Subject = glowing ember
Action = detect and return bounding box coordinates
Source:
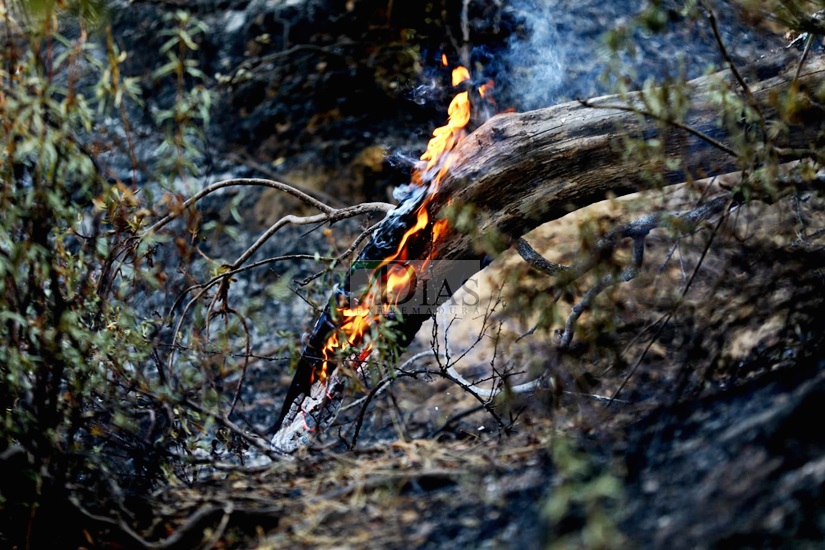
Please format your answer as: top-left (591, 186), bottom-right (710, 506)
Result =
top-left (312, 59), bottom-right (492, 387)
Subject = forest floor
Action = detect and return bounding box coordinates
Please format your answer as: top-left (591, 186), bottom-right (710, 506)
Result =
top-left (20, 2), bottom-right (824, 547)
top-left (139, 185), bottom-right (825, 549)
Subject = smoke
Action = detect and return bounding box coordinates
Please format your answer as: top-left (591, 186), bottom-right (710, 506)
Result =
top-left (494, 0), bottom-right (626, 110)
top-left (494, 0), bottom-right (788, 111)
top-left (411, 77), bottom-right (443, 106)
top-left (499, 0), bottom-right (569, 111)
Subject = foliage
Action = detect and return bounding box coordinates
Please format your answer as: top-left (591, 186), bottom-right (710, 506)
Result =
top-left (543, 437), bottom-right (625, 550)
top-left (0, 2), bottom-right (223, 545)
top-left (152, 10), bottom-right (213, 189)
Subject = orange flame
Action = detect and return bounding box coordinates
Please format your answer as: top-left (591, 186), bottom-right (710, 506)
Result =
top-left (451, 66), bottom-right (470, 87)
top-left (419, 90), bottom-right (470, 179)
top-left (312, 60), bottom-right (492, 388)
top-left (478, 80), bottom-right (494, 99)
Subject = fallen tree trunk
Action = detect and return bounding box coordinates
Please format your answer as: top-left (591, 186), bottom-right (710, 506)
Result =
top-left (429, 52), bottom-right (823, 261)
top-left (272, 52), bottom-right (825, 451)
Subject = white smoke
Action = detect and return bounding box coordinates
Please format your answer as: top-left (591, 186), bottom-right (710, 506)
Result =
top-left (501, 0), bottom-right (569, 110)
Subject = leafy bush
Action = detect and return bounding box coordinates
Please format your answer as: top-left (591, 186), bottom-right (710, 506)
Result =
top-left (0, 3), bottom-right (219, 545)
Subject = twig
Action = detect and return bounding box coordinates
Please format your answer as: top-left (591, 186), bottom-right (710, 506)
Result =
top-left (339, 351), bottom-right (443, 417)
top-left (299, 220), bottom-right (384, 286)
top-left (557, 237), bottom-right (644, 348)
top-left (349, 375), bottom-right (396, 450)
top-left (516, 196), bottom-right (731, 350)
top-left (165, 253), bottom-right (328, 327)
top-left (228, 203), bottom-right (392, 270)
top-left (69, 495), bottom-right (222, 549)
top-left (184, 398), bottom-right (289, 461)
top-left (563, 391), bottom-right (630, 404)
top-left (430, 404), bottom-right (487, 437)
top-left (609, 199), bottom-right (733, 404)
top-left (515, 238), bottom-right (569, 276)
top-left (144, 178), bottom-right (393, 235)
top-left (701, 1), bottom-right (764, 131)
top-left (226, 308), bottom-right (250, 416)
top-left (200, 502), bottom-right (234, 550)
top-left (162, 181), bottom-right (392, 374)
top-left (794, 32), bottom-right (816, 83)
top-left (426, 320), bottom-right (512, 435)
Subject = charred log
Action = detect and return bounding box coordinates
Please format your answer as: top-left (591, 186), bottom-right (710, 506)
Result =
top-left (428, 53), bottom-right (824, 264)
top-left (271, 186), bottom-right (445, 434)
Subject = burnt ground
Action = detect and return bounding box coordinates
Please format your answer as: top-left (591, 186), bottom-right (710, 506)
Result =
top-left (143, 192), bottom-right (825, 549)
top-left (13, 0), bottom-right (825, 548)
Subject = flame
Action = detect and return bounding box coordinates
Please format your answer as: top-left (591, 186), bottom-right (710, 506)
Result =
top-left (431, 217), bottom-right (450, 245)
top-left (451, 66), bottom-right (470, 87)
top-left (378, 207), bottom-right (429, 268)
top-left (311, 60), bottom-right (493, 388)
top-left (478, 80), bottom-right (494, 99)
top-left (421, 91), bottom-right (469, 168)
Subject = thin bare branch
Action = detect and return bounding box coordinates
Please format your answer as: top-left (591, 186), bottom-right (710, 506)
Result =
top-left (226, 153), bottom-right (348, 207)
top-left (557, 237), bottom-right (644, 348)
top-left (228, 203), bottom-right (392, 270)
top-left (794, 32), bottom-right (816, 83)
top-left (69, 495), bottom-right (223, 550)
top-left (184, 398), bottom-right (289, 461)
top-left (516, 196), bottom-right (731, 349)
top-left (516, 238), bottom-right (569, 276)
top-left (610, 200), bottom-right (733, 404)
top-left (701, 1), bottom-right (765, 133)
top-left (300, 220), bottom-right (383, 286)
top-left (144, 178), bottom-right (393, 235)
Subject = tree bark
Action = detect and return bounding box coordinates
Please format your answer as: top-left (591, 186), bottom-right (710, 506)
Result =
top-left (272, 52), bottom-right (825, 451)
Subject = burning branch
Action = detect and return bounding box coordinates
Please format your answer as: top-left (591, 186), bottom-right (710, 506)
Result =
top-left (270, 62), bottom-right (491, 451)
top-left (269, 52), bottom-right (825, 452)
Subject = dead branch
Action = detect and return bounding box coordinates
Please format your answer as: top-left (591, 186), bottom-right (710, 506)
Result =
top-left (157, 177), bottom-right (392, 379)
top-left (69, 495), bottom-right (224, 550)
top-left (611, 208), bottom-right (731, 405)
top-left (145, 178), bottom-right (393, 236)
top-left (516, 195), bottom-right (732, 346)
top-left (226, 153), bottom-right (348, 207)
top-left (701, 1), bottom-right (766, 136)
top-left (426, 53), bottom-right (823, 269)
top-left (183, 398), bottom-right (287, 461)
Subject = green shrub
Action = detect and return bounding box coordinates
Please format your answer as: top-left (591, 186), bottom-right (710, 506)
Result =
top-left (0, 2), bottom-right (218, 545)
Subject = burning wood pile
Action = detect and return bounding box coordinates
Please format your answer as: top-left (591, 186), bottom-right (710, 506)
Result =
top-left (271, 60), bottom-right (495, 452)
